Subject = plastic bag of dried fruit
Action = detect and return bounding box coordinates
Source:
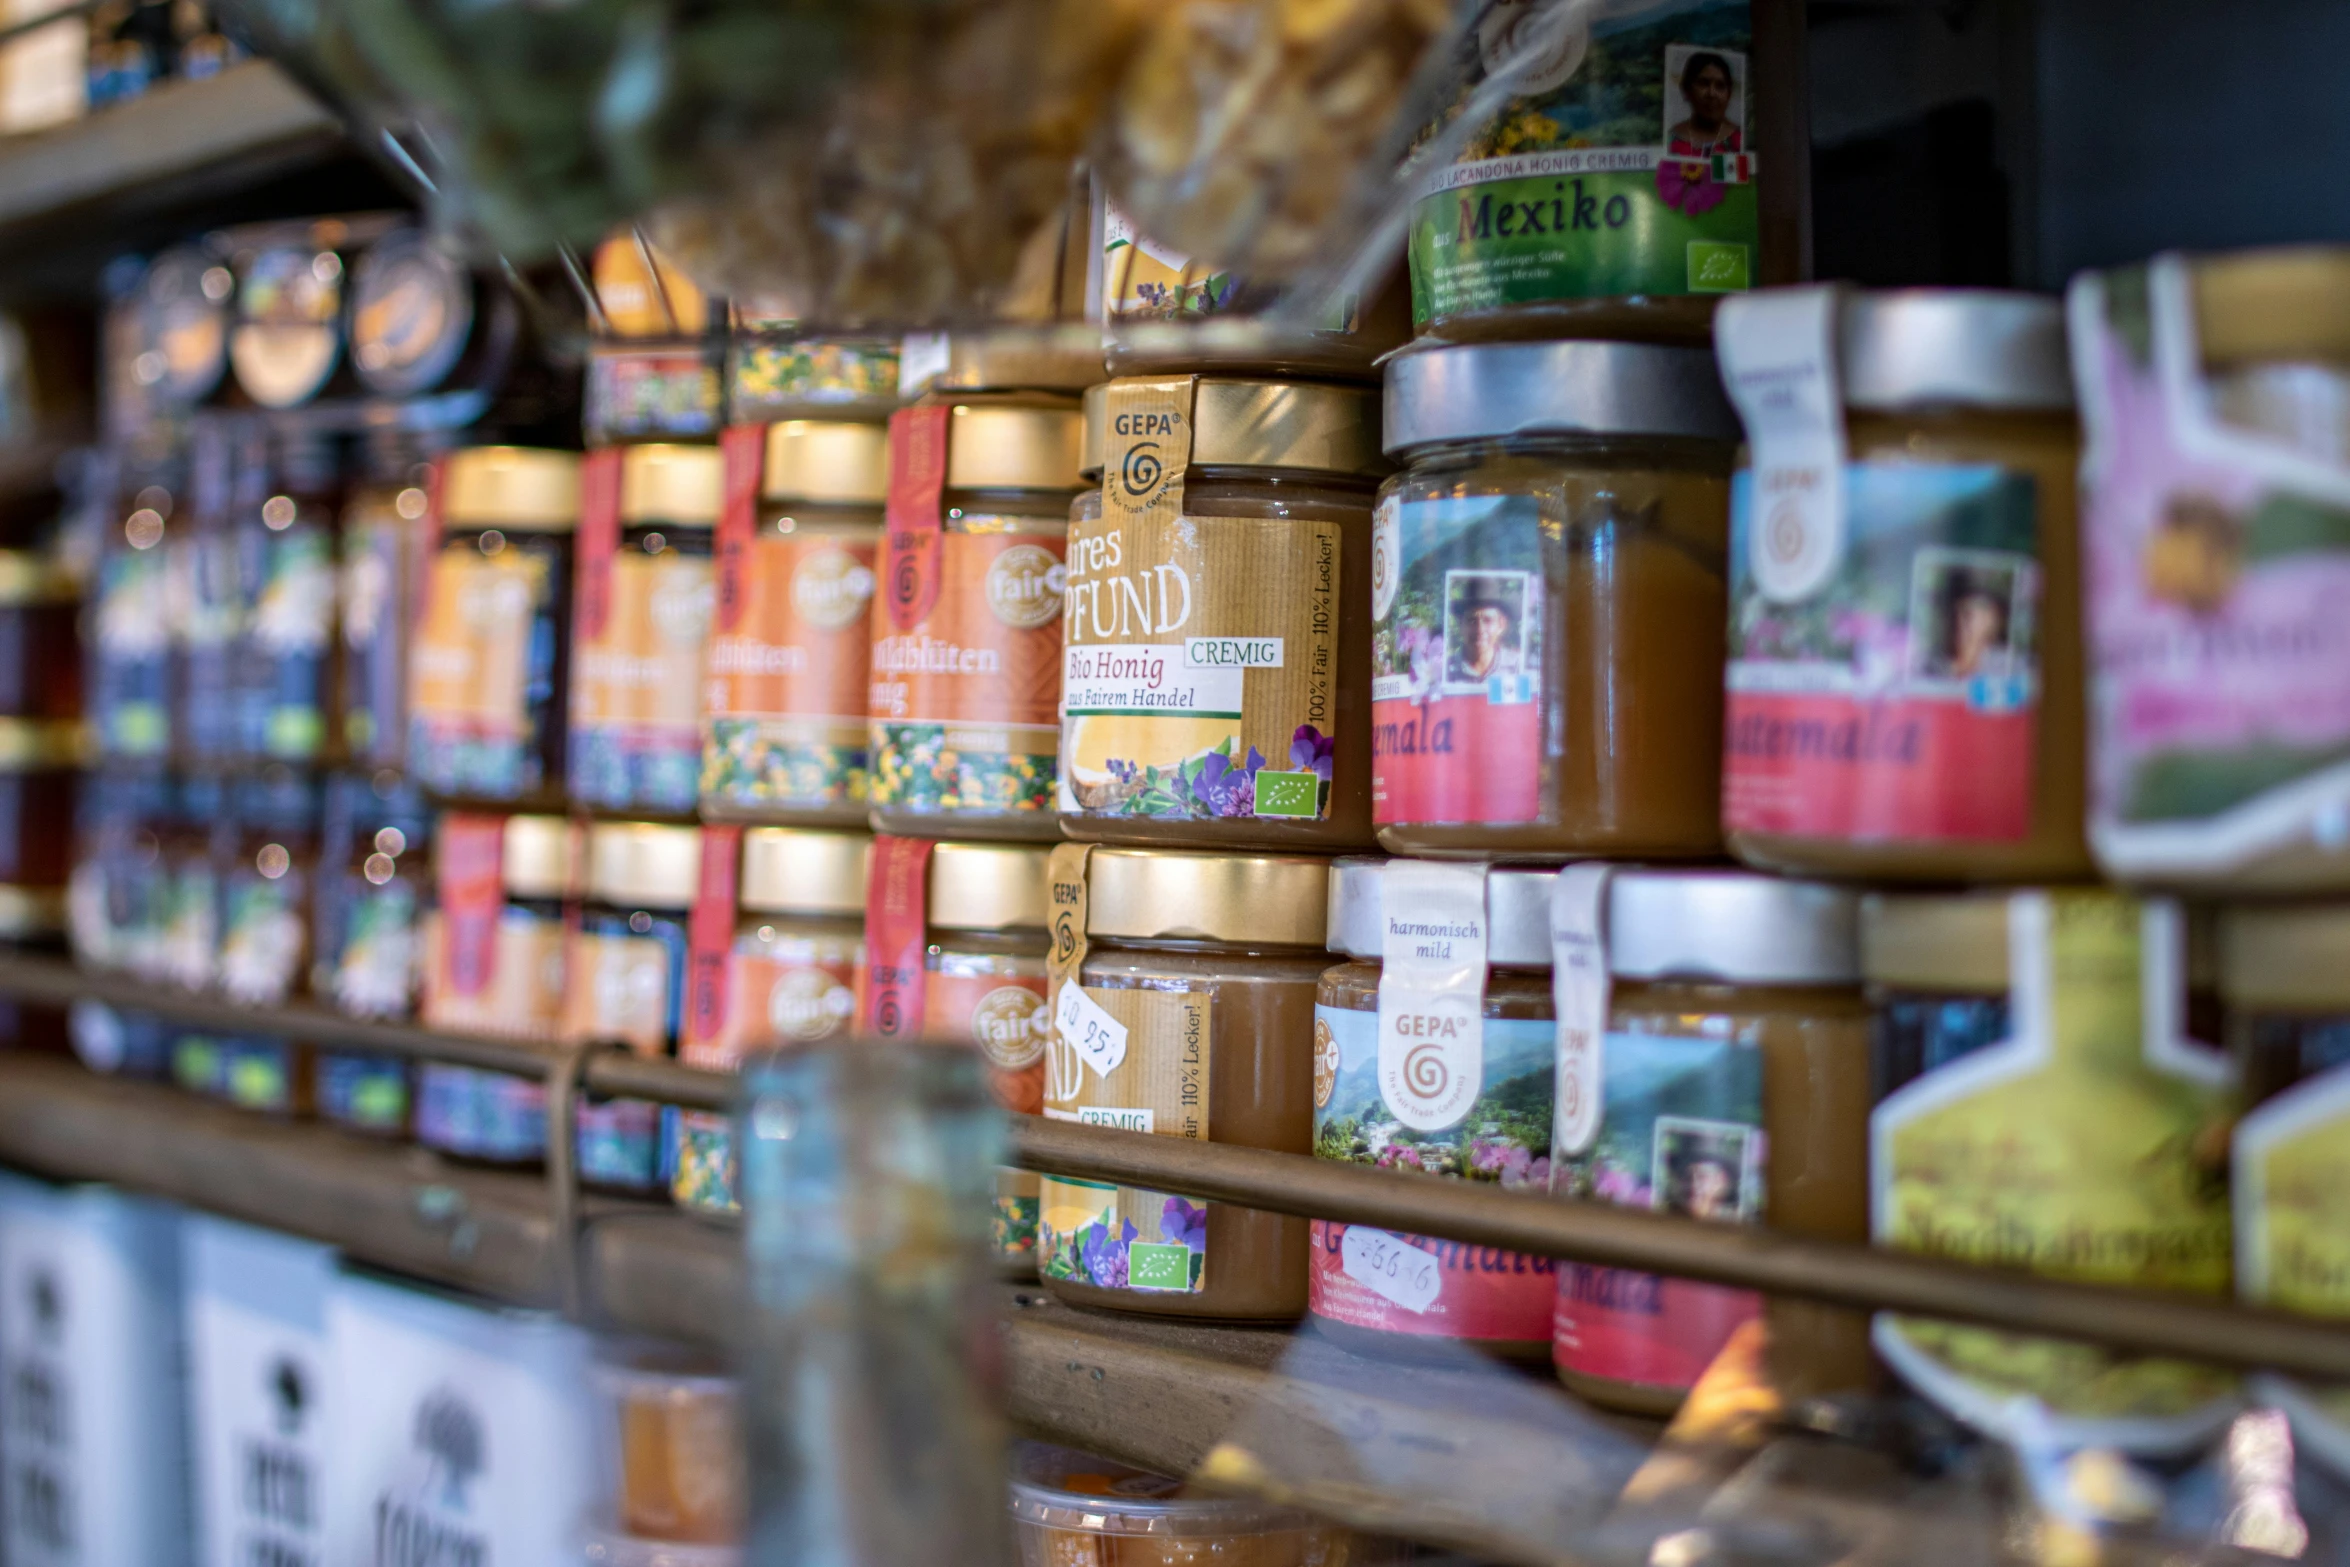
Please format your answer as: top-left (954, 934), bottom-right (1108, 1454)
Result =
top-left (223, 0), bottom-right (1583, 326)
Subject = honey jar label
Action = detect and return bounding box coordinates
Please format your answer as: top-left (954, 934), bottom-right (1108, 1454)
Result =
top-left (684, 823), bottom-right (741, 1052)
top-left (572, 545), bottom-right (716, 813)
top-left (408, 546), bottom-right (551, 788)
top-left (1061, 509), bottom-right (1340, 823)
top-left (416, 1062), bottom-right (547, 1159)
top-left (92, 544), bottom-right (171, 757)
top-left (577, 1097), bottom-right (663, 1190)
top-left (243, 521), bottom-right (335, 760)
top-left (1376, 862), bottom-right (1489, 1132)
top-left (2238, 1066), bottom-right (2350, 1319)
top-left (1722, 461), bottom-right (2044, 843)
top-left (881, 404), bottom-right (950, 631)
top-left (561, 918), bottom-right (686, 1057)
top-left (421, 907), bottom-right (569, 1042)
top-left (1040, 986), bottom-right (1211, 1295)
top-left (726, 337), bottom-right (899, 423)
top-left (862, 835), bottom-right (934, 1037)
top-left (926, 965), bottom-right (1048, 1115)
top-left (2075, 257), bottom-right (2350, 882)
top-left (319, 1052), bottom-right (407, 1131)
top-left (1370, 494), bottom-right (1544, 824)
top-left (219, 870), bottom-right (304, 1005)
top-left (585, 347), bottom-right (721, 443)
top-left (701, 532), bottom-right (876, 812)
top-left (160, 859), bottom-right (219, 990)
top-left (1873, 891), bottom-right (2239, 1451)
top-left (1311, 1003), bottom-right (1556, 1344)
top-left (672, 1107), bottom-right (736, 1214)
top-left (869, 526), bottom-right (1064, 819)
top-left (1551, 1017), bottom-right (1766, 1392)
top-left (1406, 0), bottom-right (1756, 325)
top-left (697, 946), bottom-right (860, 1060)
top-left (330, 881), bottom-right (418, 1019)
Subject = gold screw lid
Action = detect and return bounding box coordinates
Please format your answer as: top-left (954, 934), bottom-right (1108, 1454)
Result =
top-left (2191, 246), bottom-right (2350, 367)
top-left (939, 398), bottom-right (1085, 491)
top-left (740, 828), bottom-right (870, 917)
top-left (442, 447), bottom-right (582, 532)
top-left (620, 443), bottom-right (722, 525)
top-left (1084, 848), bottom-right (1328, 947)
top-left (1134, 376), bottom-right (1385, 477)
top-left (763, 421), bottom-right (888, 506)
top-left (1859, 892), bottom-right (2012, 994)
top-left (929, 843), bottom-right (1050, 932)
top-left (2221, 903), bottom-right (2350, 1011)
top-left (1079, 383), bottom-right (1108, 479)
top-left (587, 821), bottom-right (702, 911)
top-left (0, 719), bottom-right (83, 770)
top-left (914, 326), bottom-right (1106, 395)
top-left (502, 815), bottom-right (577, 900)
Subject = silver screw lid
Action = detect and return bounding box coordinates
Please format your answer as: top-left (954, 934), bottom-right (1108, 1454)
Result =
top-left (1325, 857), bottom-right (1556, 967)
top-left (1608, 870), bottom-right (1860, 985)
top-left (1837, 289), bottom-right (2072, 413)
top-left (1382, 339), bottom-right (1741, 456)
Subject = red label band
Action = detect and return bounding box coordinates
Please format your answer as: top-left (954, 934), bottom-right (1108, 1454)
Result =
top-left (1370, 694), bottom-right (1542, 825)
top-left (1722, 690), bottom-right (2035, 843)
top-left (685, 824), bottom-right (743, 1051)
top-left (715, 423), bottom-right (766, 637)
top-left (882, 404), bottom-right (950, 632)
top-left (1308, 1221), bottom-right (1555, 1346)
top-left (574, 447), bottom-right (627, 643)
top-left (436, 814), bottom-right (508, 999)
top-left (1553, 1263), bottom-right (1761, 1392)
top-left (862, 835), bottom-right (934, 1036)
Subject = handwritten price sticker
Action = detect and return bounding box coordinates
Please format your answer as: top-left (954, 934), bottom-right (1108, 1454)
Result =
top-left (1339, 1226), bottom-right (1442, 1315)
top-left (1054, 982), bottom-right (1128, 1079)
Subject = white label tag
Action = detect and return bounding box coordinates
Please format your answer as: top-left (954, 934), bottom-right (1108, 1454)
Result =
top-left (1376, 863), bottom-right (1489, 1134)
top-left (1184, 636), bottom-right (1282, 669)
top-left (1054, 981), bottom-right (1129, 1079)
top-left (1370, 493), bottom-right (1401, 622)
top-left (1550, 864), bottom-right (1614, 1162)
top-left (896, 331), bottom-right (950, 398)
top-left (1340, 1226), bottom-right (1443, 1315)
top-left (1717, 285), bottom-right (1849, 603)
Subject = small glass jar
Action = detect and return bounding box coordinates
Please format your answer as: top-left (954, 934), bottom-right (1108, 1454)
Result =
top-left (566, 821), bottom-right (700, 1192)
top-left (347, 226), bottom-right (500, 400)
top-left (313, 773), bottom-right (432, 1137)
top-left (338, 430), bottom-right (440, 770)
top-left (572, 444), bottom-right (721, 815)
top-left (591, 1353), bottom-right (743, 1546)
top-left (1061, 377), bottom-right (1382, 851)
top-left (1374, 341), bottom-right (1739, 860)
top-left (1553, 870), bottom-right (1868, 1417)
top-left (920, 842), bottom-right (1051, 1274)
top-left (1862, 889), bottom-right (2238, 1452)
top-left (233, 432), bottom-right (341, 765)
top-left (89, 476), bottom-right (178, 761)
top-left (417, 813), bottom-right (575, 1164)
top-left (1038, 847), bottom-right (1327, 1321)
top-left (723, 327), bottom-right (899, 425)
top-left (1719, 290), bottom-right (2088, 884)
top-left (407, 447), bottom-right (579, 805)
top-left (194, 768), bottom-right (320, 1115)
top-left (699, 421), bottom-right (886, 825)
top-left (1312, 859), bottom-right (1556, 1363)
top-left (1007, 1442), bottom-right (1395, 1567)
top-left (227, 224), bottom-right (346, 409)
top-left (867, 393), bottom-right (1083, 842)
top-left (671, 827), bottom-right (868, 1216)
top-left (0, 551), bottom-right (78, 723)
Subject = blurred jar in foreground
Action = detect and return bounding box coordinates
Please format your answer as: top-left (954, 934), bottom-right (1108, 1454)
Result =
top-left (1552, 870), bottom-right (1868, 1416)
top-left (566, 821), bottom-right (698, 1191)
top-left (738, 1043), bottom-right (1006, 1567)
top-left (671, 828), bottom-right (866, 1216)
top-left (1008, 1442), bottom-right (1395, 1567)
top-left (416, 813), bottom-right (573, 1164)
top-left (592, 1350), bottom-right (743, 1548)
top-left (699, 420), bottom-right (885, 826)
top-left (2073, 247), bottom-right (2350, 892)
top-left (1864, 888), bottom-right (2237, 1453)
top-left (1717, 287), bottom-right (2085, 884)
top-left (407, 447), bottom-right (579, 804)
top-left (1373, 340), bottom-right (1736, 861)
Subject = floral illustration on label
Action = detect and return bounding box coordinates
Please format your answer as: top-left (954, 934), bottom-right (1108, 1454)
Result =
top-left (1372, 494), bottom-right (1545, 824)
top-left (702, 532), bottom-right (876, 811)
top-left (332, 883), bottom-right (418, 1019)
top-left (1725, 463), bottom-right (2042, 843)
top-left (1409, 0), bottom-right (1756, 324)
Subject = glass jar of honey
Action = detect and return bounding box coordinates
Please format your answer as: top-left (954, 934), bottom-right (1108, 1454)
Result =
top-left (699, 421), bottom-right (886, 825)
top-left (1716, 288), bottom-right (2087, 883)
top-left (867, 394), bottom-right (1083, 842)
top-left (1375, 340), bottom-right (1738, 860)
top-left (1060, 377), bottom-right (1383, 852)
top-left (1038, 846), bottom-right (1326, 1321)
top-left (407, 448), bottom-right (579, 805)
top-left (567, 821), bottom-right (700, 1191)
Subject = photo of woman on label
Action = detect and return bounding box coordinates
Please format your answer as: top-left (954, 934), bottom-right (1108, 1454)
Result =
top-left (1910, 552), bottom-right (2029, 682)
top-left (1664, 47), bottom-right (1745, 155)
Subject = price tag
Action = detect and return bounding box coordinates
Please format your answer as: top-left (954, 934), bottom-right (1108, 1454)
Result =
top-left (1054, 981), bottom-right (1128, 1079)
top-left (1340, 1226), bottom-right (1443, 1315)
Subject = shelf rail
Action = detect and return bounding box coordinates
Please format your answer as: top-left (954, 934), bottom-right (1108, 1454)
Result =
top-left (7, 951), bottom-right (2349, 1380)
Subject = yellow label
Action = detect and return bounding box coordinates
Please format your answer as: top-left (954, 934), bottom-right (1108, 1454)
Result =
top-left (1039, 986), bottom-right (1211, 1295)
top-left (410, 549), bottom-right (548, 732)
top-left (2239, 1071), bottom-right (2350, 1316)
top-left (1101, 378), bottom-right (1194, 529)
top-left (1873, 891), bottom-right (2238, 1449)
top-left (576, 551), bottom-right (715, 728)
